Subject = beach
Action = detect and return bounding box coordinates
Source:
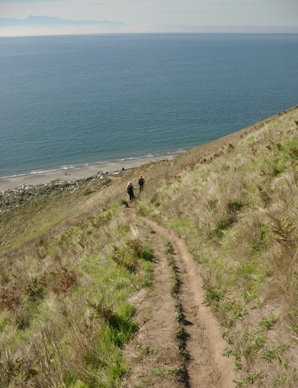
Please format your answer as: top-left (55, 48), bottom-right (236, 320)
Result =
top-left (0, 154), bottom-right (173, 192)
top-left (2, 35), bottom-right (297, 196)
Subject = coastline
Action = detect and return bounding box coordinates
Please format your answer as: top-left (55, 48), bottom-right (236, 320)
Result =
top-left (0, 154), bottom-right (174, 192)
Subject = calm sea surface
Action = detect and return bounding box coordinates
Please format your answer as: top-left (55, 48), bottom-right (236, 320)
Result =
top-left (0, 33), bottom-right (297, 178)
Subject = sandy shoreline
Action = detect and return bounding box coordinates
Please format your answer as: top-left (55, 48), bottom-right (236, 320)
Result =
top-left (0, 154), bottom-right (174, 192)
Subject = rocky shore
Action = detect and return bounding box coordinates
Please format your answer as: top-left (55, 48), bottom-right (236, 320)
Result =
top-left (0, 170), bottom-right (114, 213)
top-left (0, 154), bottom-right (173, 193)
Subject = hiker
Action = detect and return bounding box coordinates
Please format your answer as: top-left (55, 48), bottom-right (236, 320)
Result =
top-left (138, 175), bottom-right (145, 192)
top-left (126, 181), bottom-right (134, 201)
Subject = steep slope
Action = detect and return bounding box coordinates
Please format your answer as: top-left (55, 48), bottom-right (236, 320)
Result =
top-left (136, 106), bottom-right (298, 387)
top-left (0, 106), bottom-right (297, 387)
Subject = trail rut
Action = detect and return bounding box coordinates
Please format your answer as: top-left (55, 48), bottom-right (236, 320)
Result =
top-left (122, 211), bottom-right (236, 387)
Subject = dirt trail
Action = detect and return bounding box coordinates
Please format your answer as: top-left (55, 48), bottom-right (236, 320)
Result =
top-left (122, 214), bottom-right (186, 388)
top-left (122, 210), bottom-right (236, 387)
top-left (141, 217), bottom-right (236, 388)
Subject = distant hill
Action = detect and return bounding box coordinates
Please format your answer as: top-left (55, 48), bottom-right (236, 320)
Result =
top-left (0, 15), bottom-right (123, 26)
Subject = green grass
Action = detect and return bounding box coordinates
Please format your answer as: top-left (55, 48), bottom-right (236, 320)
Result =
top-left (1, 107), bottom-right (297, 387)
top-left (0, 178), bottom-right (114, 254)
top-left (0, 200), bottom-right (154, 387)
top-left (135, 108), bottom-right (298, 387)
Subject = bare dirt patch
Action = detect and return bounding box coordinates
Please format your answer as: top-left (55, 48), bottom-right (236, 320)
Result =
top-left (141, 217), bottom-right (237, 388)
top-left (122, 209), bottom-right (237, 387)
top-left (122, 214), bottom-right (185, 388)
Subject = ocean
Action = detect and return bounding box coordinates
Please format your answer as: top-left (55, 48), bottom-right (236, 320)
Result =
top-left (0, 33), bottom-right (297, 178)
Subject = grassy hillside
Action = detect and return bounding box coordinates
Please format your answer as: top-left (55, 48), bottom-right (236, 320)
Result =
top-left (0, 201), bottom-right (153, 386)
top-left (0, 106), bottom-right (297, 387)
top-left (137, 106), bottom-right (298, 387)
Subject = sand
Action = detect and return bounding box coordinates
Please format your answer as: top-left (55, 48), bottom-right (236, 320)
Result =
top-left (0, 154), bottom-right (173, 192)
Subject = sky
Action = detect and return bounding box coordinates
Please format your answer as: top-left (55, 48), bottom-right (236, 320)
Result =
top-left (0, 0), bottom-right (298, 36)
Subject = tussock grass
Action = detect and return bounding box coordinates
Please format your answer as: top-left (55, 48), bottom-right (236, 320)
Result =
top-left (136, 107), bottom-right (298, 387)
top-left (0, 202), bottom-right (153, 387)
top-left (0, 106), bottom-right (297, 387)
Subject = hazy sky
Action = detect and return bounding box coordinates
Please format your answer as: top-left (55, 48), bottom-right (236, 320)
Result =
top-left (1, 0), bottom-right (298, 36)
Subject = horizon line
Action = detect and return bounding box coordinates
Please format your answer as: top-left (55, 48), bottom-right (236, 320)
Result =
top-left (1, 31), bottom-right (298, 39)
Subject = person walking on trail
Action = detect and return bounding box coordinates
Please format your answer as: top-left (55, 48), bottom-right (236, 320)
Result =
top-left (138, 175), bottom-right (145, 192)
top-left (126, 181), bottom-right (135, 201)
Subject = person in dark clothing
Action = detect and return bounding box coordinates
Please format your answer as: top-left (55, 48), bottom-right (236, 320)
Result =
top-left (138, 175), bottom-right (145, 192)
top-left (126, 181), bottom-right (134, 201)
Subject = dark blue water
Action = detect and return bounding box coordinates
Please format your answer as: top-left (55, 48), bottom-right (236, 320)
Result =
top-left (0, 34), bottom-right (297, 178)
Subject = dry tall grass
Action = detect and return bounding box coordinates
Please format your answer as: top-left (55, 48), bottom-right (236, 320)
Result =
top-left (136, 107), bottom-right (298, 387)
top-left (0, 106), bottom-right (297, 387)
top-left (0, 203), bottom-right (153, 387)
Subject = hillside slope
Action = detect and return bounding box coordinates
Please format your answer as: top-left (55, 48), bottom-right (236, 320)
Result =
top-left (136, 105), bottom-right (298, 387)
top-left (0, 106), bottom-right (297, 387)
